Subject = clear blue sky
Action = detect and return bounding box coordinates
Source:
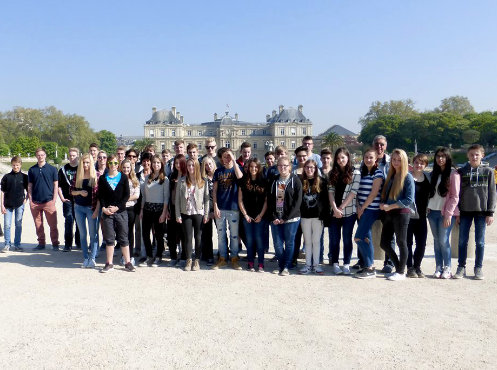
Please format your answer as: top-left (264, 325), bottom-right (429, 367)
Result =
top-left (1, 0), bottom-right (496, 137)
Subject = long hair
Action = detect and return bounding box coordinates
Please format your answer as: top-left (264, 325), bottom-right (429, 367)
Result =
top-left (201, 156), bottom-right (216, 178)
top-left (186, 158), bottom-right (205, 188)
top-left (120, 159), bottom-right (139, 188)
top-left (243, 158), bottom-right (263, 187)
top-left (75, 153), bottom-right (97, 188)
top-left (382, 149), bottom-right (409, 201)
top-left (302, 159), bottom-right (321, 194)
top-left (171, 154), bottom-right (187, 180)
top-left (147, 154), bottom-right (166, 185)
top-left (328, 147), bottom-right (353, 186)
top-left (429, 147), bottom-right (453, 198)
top-left (360, 148), bottom-right (378, 177)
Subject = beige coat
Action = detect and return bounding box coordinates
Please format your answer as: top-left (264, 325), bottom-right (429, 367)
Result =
top-left (174, 176), bottom-right (210, 219)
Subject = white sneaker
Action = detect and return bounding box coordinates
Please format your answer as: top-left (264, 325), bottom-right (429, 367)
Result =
top-left (1, 245), bottom-right (10, 253)
top-left (130, 257), bottom-right (136, 266)
top-left (433, 266), bottom-right (442, 279)
top-left (341, 264), bottom-right (351, 275)
top-left (332, 263), bottom-right (342, 275)
top-left (441, 266), bottom-right (452, 279)
top-left (387, 272), bottom-right (406, 281)
top-left (88, 259), bottom-right (96, 268)
top-left (299, 266), bottom-right (311, 275)
top-left (81, 259), bottom-right (90, 268)
top-left (314, 266), bottom-right (324, 275)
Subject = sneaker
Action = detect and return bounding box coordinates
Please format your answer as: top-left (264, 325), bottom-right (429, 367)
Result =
top-left (231, 257), bottom-right (242, 271)
top-left (407, 267), bottom-right (418, 278)
top-left (351, 262), bottom-right (362, 270)
top-left (272, 269), bottom-right (280, 274)
top-left (120, 256), bottom-right (125, 266)
top-left (33, 245), bottom-right (46, 251)
top-left (332, 263), bottom-right (342, 275)
top-left (88, 259), bottom-right (96, 268)
top-left (152, 257), bottom-right (162, 267)
top-left (63, 246), bottom-right (71, 252)
top-left (474, 267), bottom-right (484, 280)
top-left (192, 259), bottom-right (200, 271)
top-left (433, 266), bottom-right (443, 279)
top-left (387, 272), bottom-right (406, 281)
top-left (145, 258), bottom-right (154, 267)
top-left (206, 258), bottom-right (214, 266)
top-left (124, 262), bottom-right (136, 272)
top-left (81, 259), bottom-right (90, 268)
top-left (314, 266), bottom-right (324, 275)
top-left (14, 246), bottom-right (24, 252)
top-left (441, 266), bottom-right (452, 279)
top-left (415, 268), bottom-right (425, 278)
top-left (381, 264), bottom-right (393, 274)
top-left (178, 260), bottom-right (186, 268)
top-left (138, 257), bottom-right (148, 266)
top-left (52, 245), bottom-right (59, 251)
top-left (168, 259), bottom-right (179, 267)
top-left (212, 257), bottom-right (228, 270)
top-left (269, 255), bottom-right (278, 262)
top-left (130, 257), bottom-right (136, 267)
top-left (299, 266), bottom-right (311, 275)
top-left (100, 263), bottom-right (114, 273)
top-left (355, 267), bottom-right (376, 279)
top-left (257, 264), bottom-right (264, 273)
top-left (0, 245), bottom-right (9, 253)
top-left (184, 259), bottom-right (192, 271)
top-left (453, 266), bottom-right (466, 279)
top-left (279, 268), bottom-right (290, 276)
top-left (247, 262), bottom-right (255, 272)
top-left (341, 264), bottom-right (351, 275)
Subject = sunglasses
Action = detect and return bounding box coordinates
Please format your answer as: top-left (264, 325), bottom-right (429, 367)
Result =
top-left (108, 161), bottom-right (119, 165)
top-left (206, 146), bottom-right (216, 149)
top-left (97, 156), bottom-right (107, 160)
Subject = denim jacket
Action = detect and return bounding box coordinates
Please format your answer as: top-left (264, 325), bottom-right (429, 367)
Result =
top-left (383, 172), bottom-right (415, 209)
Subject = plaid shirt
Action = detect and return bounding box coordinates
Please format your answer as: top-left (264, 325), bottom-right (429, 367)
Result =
top-left (328, 168), bottom-right (361, 217)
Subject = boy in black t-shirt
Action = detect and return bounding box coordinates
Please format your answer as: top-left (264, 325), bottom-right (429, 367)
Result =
top-left (58, 148), bottom-right (80, 251)
top-left (1, 156), bottom-right (28, 252)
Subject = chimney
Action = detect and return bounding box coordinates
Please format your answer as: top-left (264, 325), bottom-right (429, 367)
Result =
top-left (235, 113), bottom-right (239, 121)
top-left (279, 105), bottom-right (284, 113)
top-left (214, 113), bottom-right (218, 120)
top-left (171, 106), bottom-right (176, 117)
top-left (176, 112), bottom-right (181, 120)
top-left (180, 115), bottom-right (184, 123)
top-left (272, 110), bottom-right (277, 117)
top-left (266, 114), bottom-right (270, 121)
top-left (152, 107), bottom-right (157, 113)
top-left (298, 104), bottom-right (303, 113)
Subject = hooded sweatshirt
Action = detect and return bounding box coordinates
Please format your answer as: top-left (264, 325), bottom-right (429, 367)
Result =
top-left (458, 162), bottom-right (496, 216)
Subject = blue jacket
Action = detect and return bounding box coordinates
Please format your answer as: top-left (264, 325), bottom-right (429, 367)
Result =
top-left (383, 172), bottom-right (414, 208)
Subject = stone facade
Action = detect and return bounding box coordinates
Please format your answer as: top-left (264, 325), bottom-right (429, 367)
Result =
top-left (144, 105), bottom-right (313, 158)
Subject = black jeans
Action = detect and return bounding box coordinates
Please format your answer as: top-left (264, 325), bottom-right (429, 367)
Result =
top-left (63, 201), bottom-right (80, 247)
top-left (380, 211), bottom-right (410, 274)
top-left (180, 214), bottom-right (203, 259)
top-left (167, 205), bottom-right (186, 260)
top-left (126, 207), bottom-right (136, 258)
top-left (406, 216), bottom-right (427, 269)
top-left (200, 218), bottom-right (214, 261)
top-left (142, 209), bottom-right (165, 259)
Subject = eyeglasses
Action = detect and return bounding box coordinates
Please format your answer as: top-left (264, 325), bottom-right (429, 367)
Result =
top-left (206, 146), bottom-right (216, 149)
top-left (108, 161), bottom-right (119, 165)
top-left (97, 156), bottom-right (107, 160)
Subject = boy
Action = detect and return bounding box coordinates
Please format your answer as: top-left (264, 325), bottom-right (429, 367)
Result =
top-left (1, 156), bottom-right (28, 252)
top-left (454, 144), bottom-right (496, 280)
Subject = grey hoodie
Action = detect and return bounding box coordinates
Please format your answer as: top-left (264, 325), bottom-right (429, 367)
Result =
top-left (458, 162), bottom-right (496, 216)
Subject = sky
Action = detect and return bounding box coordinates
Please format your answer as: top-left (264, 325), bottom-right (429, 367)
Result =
top-left (1, 0), bottom-right (497, 137)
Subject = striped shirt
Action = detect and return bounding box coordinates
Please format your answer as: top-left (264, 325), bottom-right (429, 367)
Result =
top-left (357, 168), bottom-right (384, 210)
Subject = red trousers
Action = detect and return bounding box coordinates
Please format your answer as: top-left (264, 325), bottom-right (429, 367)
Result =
top-left (30, 201), bottom-right (59, 246)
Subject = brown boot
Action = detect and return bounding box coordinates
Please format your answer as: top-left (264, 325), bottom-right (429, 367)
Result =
top-left (184, 258), bottom-right (192, 271)
top-left (212, 257), bottom-right (227, 270)
top-left (192, 259), bottom-right (200, 271)
top-left (231, 257), bottom-right (242, 270)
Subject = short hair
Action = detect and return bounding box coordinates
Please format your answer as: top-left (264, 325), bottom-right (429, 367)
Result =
top-left (205, 137), bottom-right (216, 145)
top-left (275, 145), bottom-right (287, 156)
top-left (140, 152), bottom-right (153, 162)
top-left (302, 136), bottom-right (313, 142)
top-left (187, 143), bottom-right (198, 151)
top-left (117, 146), bottom-right (126, 152)
top-left (126, 148), bottom-right (138, 157)
top-left (161, 149), bottom-right (171, 155)
top-left (144, 144), bottom-right (156, 152)
top-left (413, 153), bottom-right (429, 166)
top-left (11, 155), bottom-right (22, 164)
top-left (240, 142), bottom-right (251, 150)
top-left (264, 151), bottom-right (275, 159)
top-left (174, 139), bottom-right (185, 147)
top-left (89, 143), bottom-right (99, 149)
top-left (68, 147), bottom-right (80, 155)
top-left (35, 147), bottom-right (46, 155)
top-left (217, 147), bottom-right (229, 159)
top-left (320, 148), bottom-right (332, 157)
top-left (467, 144), bottom-right (484, 153)
top-left (373, 135), bottom-right (387, 144)
top-left (294, 145), bottom-right (308, 155)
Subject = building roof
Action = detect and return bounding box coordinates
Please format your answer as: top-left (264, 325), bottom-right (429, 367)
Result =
top-left (268, 106), bottom-right (309, 123)
top-left (146, 109), bottom-right (180, 125)
top-left (319, 124), bottom-right (356, 137)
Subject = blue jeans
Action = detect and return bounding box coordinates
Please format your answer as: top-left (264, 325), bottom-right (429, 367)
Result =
top-left (458, 214), bottom-right (487, 268)
top-left (427, 211), bottom-right (454, 268)
top-left (74, 204), bottom-right (98, 260)
top-left (243, 218), bottom-right (267, 265)
top-left (216, 210), bottom-right (239, 259)
top-left (271, 220), bottom-right (300, 271)
top-left (354, 209), bottom-right (380, 267)
top-left (329, 214), bottom-right (357, 265)
top-left (4, 204), bottom-right (24, 247)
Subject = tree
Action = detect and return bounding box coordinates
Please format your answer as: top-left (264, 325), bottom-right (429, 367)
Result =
top-left (133, 138), bottom-right (154, 152)
top-left (462, 129), bottom-right (480, 144)
top-left (321, 132), bottom-right (344, 153)
top-left (359, 99), bottom-right (418, 127)
top-left (97, 130), bottom-right (117, 154)
top-left (435, 96), bottom-right (475, 115)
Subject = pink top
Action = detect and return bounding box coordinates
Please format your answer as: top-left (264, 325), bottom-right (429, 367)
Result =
top-left (442, 170), bottom-right (460, 217)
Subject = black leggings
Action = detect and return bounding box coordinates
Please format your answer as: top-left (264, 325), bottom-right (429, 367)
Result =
top-left (180, 214), bottom-right (203, 259)
top-left (126, 207), bottom-right (136, 258)
top-left (200, 218), bottom-right (214, 260)
top-left (142, 209), bottom-right (165, 259)
top-left (167, 205), bottom-right (186, 260)
top-left (406, 217), bottom-right (427, 269)
top-left (380, 211), bottom-right (410, 274)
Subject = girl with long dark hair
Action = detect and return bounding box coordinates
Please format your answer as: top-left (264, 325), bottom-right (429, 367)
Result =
top-left (167, 154), bottom-right (187, 266)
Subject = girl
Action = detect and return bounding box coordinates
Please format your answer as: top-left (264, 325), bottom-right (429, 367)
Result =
top-left (298, 159), bottom-right (328, 275)
top-left (406, 154), bottom-right (431, 278)
top-left (328, 147), bottom-right (361, 275)
top-left (379, 149), bottom-right (415, 281)
top-left (71, 154), bottom-right (99, 268)
top-left (266, 156), bottom-right (302, 276)
top-left (135, 152), bottom-right (152, 260)
top-left (167, 154), bottom-right (187, 266)
top-left (238, 158), bottom-right (268, 272)
top-left (140, 154), bottom-right (169, 267)
top-left (200, 157), bottom-right (216, 265)
top-left (98, 155), bottom-right (134, 273)
top-left (121, 159), bottom-right (140, 266)
top-left (354, 149), bottom-right (384, 279)
top-left (427, 147), bottom-right (460, 279)
top-left (175, 159), bottom-right (209, 271)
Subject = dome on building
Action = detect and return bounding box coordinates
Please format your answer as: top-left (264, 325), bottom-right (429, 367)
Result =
top-left (268, 105), bottom-right (309, 123)
top-left (146, 108), bottom-right (180, 125)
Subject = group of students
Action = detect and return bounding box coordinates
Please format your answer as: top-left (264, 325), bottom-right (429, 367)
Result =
top-left (1, 135), bottom-right (495, 280)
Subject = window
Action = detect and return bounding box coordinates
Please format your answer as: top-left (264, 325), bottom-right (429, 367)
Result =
top-left (160, 129), bottom-right (165, 137)
top-left (262, 129), bottom-right (267, 135)
top-left (291, 128), bottom-right (296, 136)
top-left (197, 142), bottom-right (202, 150)
top-left (252, 129), bottom-right (256, 135)
top-left (187, 130), bottom-right (192, 137)
top-left (280, 128), bottom-right (285, 135)
top-left (198, 130), bottom-right (202, 136)
top-left (280, 140), bottom-right (285, 146)
top-left (302, 127), bottom-right (307, 135)
top-left (225, 140), bottom-right (230, 148)
top-left (291, 141), bottom-right (296, 149)
top-left (253, 142), bottom-right (257, 149)
top-left (171, 130), bottom-right (176, 137)
top-left (161, 142), bottom-right (165, 150)
top-left (149, 129), bottom-right (154, 138)
top-left (241, 130), bottom-right (246, 136)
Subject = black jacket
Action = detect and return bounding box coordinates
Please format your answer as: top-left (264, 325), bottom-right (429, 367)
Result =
top-left (1, 171), bottom-right (28, 208)
top-left (266, 174), bottom-right (302, 221)
top-left (97, 173), bottom-right (130, 212)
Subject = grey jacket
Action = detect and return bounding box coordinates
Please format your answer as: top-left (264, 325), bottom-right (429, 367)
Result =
top-left (458, 162), bottom-right (496, 216)
top-left (174, 176), bottom-right (210, 219)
